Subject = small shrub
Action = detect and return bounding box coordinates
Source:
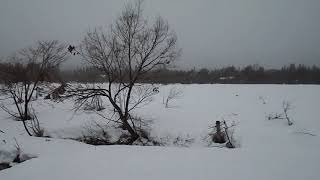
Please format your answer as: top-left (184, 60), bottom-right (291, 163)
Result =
top-left (266, 100), bottom-right (293, 126)
top-left (146, 134), bottom-right (195, 147)
top-left (79, 122), bottom-right (111, 145)
top-left (172, 135), bottom-right (195, 147)
top-left (0, 138), bottom-right (36, 171)
top-left (163, 87), bottom-right (183, 108)
top-left (29, 115), bottom-right (45, 137)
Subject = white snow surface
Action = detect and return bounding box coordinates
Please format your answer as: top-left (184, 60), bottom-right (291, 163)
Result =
top-left (1, 84), bottom-right (320, 180)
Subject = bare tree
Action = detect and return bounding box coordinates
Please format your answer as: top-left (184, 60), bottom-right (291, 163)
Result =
top-left (0, 40), bottom-right (68, 136)
top-left (67, 0), bottom-right (180, 144)
top-left (163, 87), bottom-right (182, 108)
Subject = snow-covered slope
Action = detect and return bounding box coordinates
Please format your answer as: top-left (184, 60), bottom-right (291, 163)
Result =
top-left (1, 84), bottom-right (320, 180)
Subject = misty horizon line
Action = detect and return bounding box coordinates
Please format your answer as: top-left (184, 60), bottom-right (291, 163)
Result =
top-left (59, 62), bottom-right (320, 72)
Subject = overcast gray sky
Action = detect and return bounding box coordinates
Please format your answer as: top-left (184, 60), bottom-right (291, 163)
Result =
top-left (1, 0), bottom-right (320, 69)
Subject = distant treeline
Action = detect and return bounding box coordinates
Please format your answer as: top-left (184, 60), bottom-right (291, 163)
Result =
top-left (0, 62), bottom-right (60, 83)
top-left (59, 64), bottom-right (320, 84)
top-left (1, 62), bottom-right (320, 84)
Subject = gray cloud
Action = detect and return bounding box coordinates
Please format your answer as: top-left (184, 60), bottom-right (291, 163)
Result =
top-left (1, 0), bottom-right (320, 69)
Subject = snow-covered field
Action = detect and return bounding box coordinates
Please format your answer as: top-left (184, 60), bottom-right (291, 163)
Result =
top-left (1, 84), bottom-right (320, 180)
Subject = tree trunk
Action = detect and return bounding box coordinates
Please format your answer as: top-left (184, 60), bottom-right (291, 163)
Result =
top-left (22, 119), bottom-right (32, 136)
top-left (23, 102), bottom-right (32, 136)
top-left (121, 116), bottom-right (139, 144)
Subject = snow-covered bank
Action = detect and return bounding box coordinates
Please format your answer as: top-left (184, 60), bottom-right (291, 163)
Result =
top-left (1, 84), bottom-right (320, 179)
top-left (0, 135), bottom-right (319, 180)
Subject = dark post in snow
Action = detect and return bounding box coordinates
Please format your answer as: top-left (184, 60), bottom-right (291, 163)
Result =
top-left (213, 121), bottom-right (226, 143)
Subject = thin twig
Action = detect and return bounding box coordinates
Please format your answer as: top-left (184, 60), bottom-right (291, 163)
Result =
top-left (294, 131), bottom-right (317, 136)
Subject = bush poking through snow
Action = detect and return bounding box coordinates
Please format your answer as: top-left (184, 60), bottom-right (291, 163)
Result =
top-left (144, 134), bottom-right (195, 147)
top-left (0, 103), bottom-right (46, 137)
top-left (12, 138), bottom-right (22, 163)
top-left (78, 114), bottom-right (158, 146)
top-left (28, 110), bottom-right (45, 137)
top-left (267, 113), bottom-right (283, 120)
top-left (172, 135), bottom-right (195, 147)
top-left (282, 101), bottom-right (293, 126)
top-left (267, 100), bottom-right (293, 126)
top-left (79, 122), bottom-right (111, 145)
top-left (78, 119), bottom-right (195, 147)
top-left (0, 138), bottom-right (36, 171)
top-left (163, 87), bottom-right (183, 108)
top-left (258, 96), bottom-right (266, 104)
